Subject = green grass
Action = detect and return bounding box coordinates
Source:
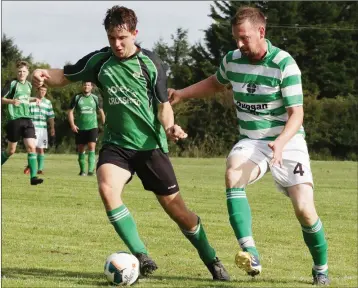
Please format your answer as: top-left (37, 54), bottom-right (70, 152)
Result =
top-left (1, 154), bottom-right (357, 287)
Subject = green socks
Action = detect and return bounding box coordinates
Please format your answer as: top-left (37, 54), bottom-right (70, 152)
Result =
top-left (181, 217), bottom-right (216, 265)
top-left (1, 151), bottom-right (10, 165)
top-left (78, 152), bottom-right (86, 173)
top-left (302, 218), bottom-right (328, 275)
top-left (37, 154), bottom-right (45, 171)
top-left (88, 151), bottom-right (96, 173)
top-left (226, 188), bottom-right (259, 258)
top-left (107, 205), bottom-right (147, 255)
top-left (78, 151), bottom-right (96, 173)
top-left (28, 153), bottom-right (37, 178)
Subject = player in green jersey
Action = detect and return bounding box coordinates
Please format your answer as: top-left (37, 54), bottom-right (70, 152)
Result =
top-left (31, 5), bottom-right (229, 281)
top-left (168, 6), bottom-right (329, 286)
top-left (68, 82), bottom-right (105, 176)
top-left (1, 60), bottom-right (44, 185)
top-left (24, 85), bottom-right (55, 175)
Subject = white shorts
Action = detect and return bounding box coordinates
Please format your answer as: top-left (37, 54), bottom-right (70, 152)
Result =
top-left (228, 134), bottom-right (313, 195)
top-left (35, 128), bottom-right (48, 149)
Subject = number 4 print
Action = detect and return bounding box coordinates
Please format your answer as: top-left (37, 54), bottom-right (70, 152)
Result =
top-left (293, 162), bottom-right (304, 176)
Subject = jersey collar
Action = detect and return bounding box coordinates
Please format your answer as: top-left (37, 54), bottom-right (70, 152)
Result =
top-left (113, 44), bottom-right (142, 62)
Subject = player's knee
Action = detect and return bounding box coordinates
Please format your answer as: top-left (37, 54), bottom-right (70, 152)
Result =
top-left (26, 146), bottom-right (36, 153)
top-left (173, 211), bottom-right (197, 230)
top-left (225, 168), bottom-right (247, 188)
top-left (98, 182), bottom-right (113, 196)
top-left (294, 204), bottom-right (318, 226)
top-left (7, 148), bottom-right (16, 156)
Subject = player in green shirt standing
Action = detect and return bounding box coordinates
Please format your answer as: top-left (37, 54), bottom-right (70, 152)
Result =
top-left (68, 82), bottom-right (105, 176)
top-left (168, 6), bottom-right (329, 286)
top-left (1, 60), bottom-right (44, 185)
top-left (31, 5), bottom-right (229, 281)
top-left (24, 85), bottom-right (55, 175)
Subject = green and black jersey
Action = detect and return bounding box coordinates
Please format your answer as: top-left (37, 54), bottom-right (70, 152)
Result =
top-left (69, 93), bottom-right (102, 130)
top-left (1, 79), bottom-right (32, 120)
top-left (63, 46), bottom-right (169, 152)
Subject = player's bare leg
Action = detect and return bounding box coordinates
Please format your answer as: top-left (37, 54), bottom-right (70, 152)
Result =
top-left (288, 184), bottom-right (329, 285)
top-left (226, 154), bottom-right (262, 276)
top-left (97, 164), bottom-right (156, 276)
top-left (2, 141), bottom-right (17, 165)
top-left (157, 192), bottom-right (230, 281)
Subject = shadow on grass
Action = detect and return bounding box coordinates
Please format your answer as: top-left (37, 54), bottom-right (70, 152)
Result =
top-left (1, 267), bottom-right (108, 286)
top-left (149, 275), bottom-right (312, 287)
top-left (2, 267), bottom-right (313, 287)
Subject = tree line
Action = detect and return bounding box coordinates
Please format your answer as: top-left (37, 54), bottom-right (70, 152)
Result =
top-left (2, 1), bottom-right (357, 160)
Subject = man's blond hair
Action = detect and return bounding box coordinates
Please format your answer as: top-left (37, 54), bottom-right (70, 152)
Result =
top-left (231, 6), bottom-right (266, 27)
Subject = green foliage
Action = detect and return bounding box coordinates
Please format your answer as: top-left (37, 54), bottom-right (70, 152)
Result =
top-left (153, 28), bottom-right (193, 88)
top-left (304, 93), bottom-right (358, 159)
top-left (2, 1), bottom-right (357, 160)
top-left (192, 1), bottom-right (358, 98)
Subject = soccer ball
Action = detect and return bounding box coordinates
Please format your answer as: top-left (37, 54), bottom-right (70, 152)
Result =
top-left (104, 251), bottom-right (140, 286)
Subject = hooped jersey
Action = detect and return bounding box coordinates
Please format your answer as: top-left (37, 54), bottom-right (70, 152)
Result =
top-left (216, 39), bottom-right (305, 141)
top-left (29, 97), bottom-right (55, 129)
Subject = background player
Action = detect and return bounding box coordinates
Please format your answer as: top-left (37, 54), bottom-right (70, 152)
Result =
top-left (68, 82), bottom-right (105, 176)
top-left (1, 60), bottom-right (43, 185)
top-left (24, 85), bottom-right (55, 175)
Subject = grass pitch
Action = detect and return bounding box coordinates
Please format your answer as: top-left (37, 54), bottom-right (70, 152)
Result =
top-left (1, 154), bottom-right (357, 287)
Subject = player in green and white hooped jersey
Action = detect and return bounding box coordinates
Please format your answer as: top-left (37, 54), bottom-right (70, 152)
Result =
top-left (168, 6), bottom-right (329, 286)
top-left (1, 61), bottom-right (43, 185)
top-left (68, 82), bottom-right (105, 176)
top-left (24, 86), bottom-right (55, 175)
top-left (31, 5), bottom-right (229, 281)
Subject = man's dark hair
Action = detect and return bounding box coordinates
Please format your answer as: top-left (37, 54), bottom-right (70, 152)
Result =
top-left (103, 5), bottom-right (138, 32)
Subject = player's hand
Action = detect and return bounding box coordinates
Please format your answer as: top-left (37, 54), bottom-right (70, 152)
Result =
top-left (165, 124), bottom-right (188, 142)
top-left (12, 99), bottom-right (21, 106)
top-left (168, 88), bottom-right (183, 106)
top-left (50, 128), bottom-right (55, 136)
top-left (71, 125), bottom-right (79, 133)
top-left (32, 69), bottom-right (51, 88)
top-left (268, 140), bottom-right (284, 168)
top-left (35, 98), bottom-right (41, 106)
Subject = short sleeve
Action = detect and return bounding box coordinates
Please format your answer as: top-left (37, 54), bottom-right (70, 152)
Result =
top-left (215, 54), bottom-right (230, 85)
top-left (69, 95), bottom-right (78, 110)
top-left (64, 47), bottom-right (111, 83)
top-left (280, 57), bottom-right (303, 107)
top-left (1, 79), bottom-right (16, 98)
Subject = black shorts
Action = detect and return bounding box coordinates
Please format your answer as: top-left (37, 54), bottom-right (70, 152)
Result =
top-left (75, 128), bottom-right (98, 145)
top-left (6, 118), bottom-right (36, 143)
top-left (97, 144), bottom-right (179, 196)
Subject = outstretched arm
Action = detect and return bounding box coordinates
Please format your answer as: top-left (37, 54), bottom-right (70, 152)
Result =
top-left (1, 80), bottom-right (20, 105)
top-left (32, 69), bottom-right (71, 88)
top-left (168, 75), bottom-right (226, 105)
